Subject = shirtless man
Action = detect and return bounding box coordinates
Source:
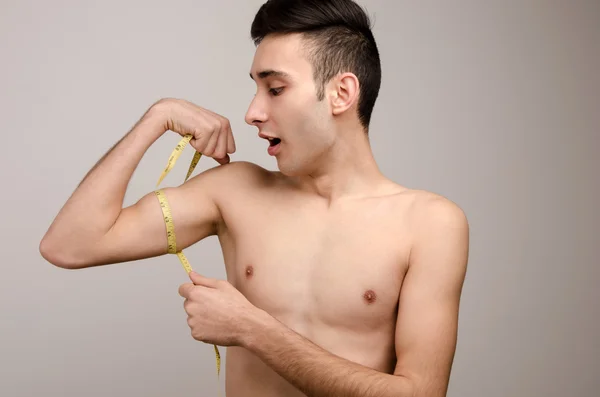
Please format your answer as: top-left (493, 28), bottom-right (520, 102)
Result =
top-left (39, 1), bottom-right (469, 396)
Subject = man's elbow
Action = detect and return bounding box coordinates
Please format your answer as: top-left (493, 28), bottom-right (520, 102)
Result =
top-left (390, 374), bottom-right (417, 397)
top-left (392, 374), bottom-right (449, 397)
top-left (39, 235), bottom-right (87, 269)
top-left (410, 380), bottom-right (450, 397)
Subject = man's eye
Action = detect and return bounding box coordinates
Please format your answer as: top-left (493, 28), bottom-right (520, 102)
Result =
top-left (269, 87), bottom-right (284, 96)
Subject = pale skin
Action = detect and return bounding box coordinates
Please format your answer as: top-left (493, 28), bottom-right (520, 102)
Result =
top-left (40, 33), bottom-right (469, 397)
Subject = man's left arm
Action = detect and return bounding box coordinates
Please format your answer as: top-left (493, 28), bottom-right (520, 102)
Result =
top-left (243, 196), bottom-right (469, 397)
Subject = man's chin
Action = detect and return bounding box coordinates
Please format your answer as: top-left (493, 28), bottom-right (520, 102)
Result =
top-left (276, 160), bottom-right (305, 178)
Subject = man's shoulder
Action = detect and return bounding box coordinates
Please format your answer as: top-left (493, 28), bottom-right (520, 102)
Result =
top-left (399, 188), bottom-right (468, 231)
top-left (403, 188), bottom-right (470, 281)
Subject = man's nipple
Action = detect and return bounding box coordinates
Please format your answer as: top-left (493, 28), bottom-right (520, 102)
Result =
top-left (363, 289), bottom-right (377, 304)
top-left (245, 265), bottom-right (254, 279)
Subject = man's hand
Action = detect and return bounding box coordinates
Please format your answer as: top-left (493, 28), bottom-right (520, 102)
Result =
top-left (152, 98), bottom-right (236, 165)
top-left (178, 272), bottom-right (263, 346)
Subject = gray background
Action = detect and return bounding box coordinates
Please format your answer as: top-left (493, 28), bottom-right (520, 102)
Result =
top-left (1, 0), bottom-right (599, 396)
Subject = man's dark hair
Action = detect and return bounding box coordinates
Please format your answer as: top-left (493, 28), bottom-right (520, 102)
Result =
top-left (251, 0), bottom-right (381, 132)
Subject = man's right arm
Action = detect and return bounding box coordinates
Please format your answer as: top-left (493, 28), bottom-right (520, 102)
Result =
top-left (39, 98), bottom-right (234, 269)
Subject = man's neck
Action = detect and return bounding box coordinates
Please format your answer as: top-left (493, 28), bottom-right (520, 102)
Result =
top-left (295, 129), bottom-right (388, 204)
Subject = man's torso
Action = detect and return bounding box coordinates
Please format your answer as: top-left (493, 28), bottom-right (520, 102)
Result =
top-left (208, 163), bottom-right (419, 396)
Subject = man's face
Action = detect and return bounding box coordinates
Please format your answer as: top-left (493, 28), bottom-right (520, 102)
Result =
top-left (246, 34), bottom-right (336, 176)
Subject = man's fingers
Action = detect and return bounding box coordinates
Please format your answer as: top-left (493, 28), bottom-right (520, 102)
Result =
top-left (227, 129), bottom-right (236, 154)
top-left (215, 123), bottom-right (229, 159)
top-left (200, 120), bottom-right (229, 165)
top-left (202, 122), bottom-right (220, 156)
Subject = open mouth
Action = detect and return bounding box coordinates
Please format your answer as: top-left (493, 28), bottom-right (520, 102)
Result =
top-left (267, 137), bottom-right (282, 156)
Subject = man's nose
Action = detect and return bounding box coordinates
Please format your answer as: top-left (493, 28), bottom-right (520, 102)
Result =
top-left (245, 96), bottom-right (268, 126)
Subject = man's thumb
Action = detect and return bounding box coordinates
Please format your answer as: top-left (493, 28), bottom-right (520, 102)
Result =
top-left (214, 154), bottom-right (230, 165)
top-left (189, 271), bottom-right (218, 288)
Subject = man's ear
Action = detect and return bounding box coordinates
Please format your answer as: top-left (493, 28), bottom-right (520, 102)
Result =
top-left (330, 73), bottom-right (359, 116)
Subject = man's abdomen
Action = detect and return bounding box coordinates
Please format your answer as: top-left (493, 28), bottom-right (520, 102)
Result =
top-left (223, 322), bottom-right (396, 397)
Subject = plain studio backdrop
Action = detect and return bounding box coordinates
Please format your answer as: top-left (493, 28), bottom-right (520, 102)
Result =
top-left (1, 0), bottom-right (598, 396)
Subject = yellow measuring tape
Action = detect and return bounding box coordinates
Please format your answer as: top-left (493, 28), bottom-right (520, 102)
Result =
top-left (154, 134), bottom-right (221, 388)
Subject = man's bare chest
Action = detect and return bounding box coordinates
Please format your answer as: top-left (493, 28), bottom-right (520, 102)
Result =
top-left (218, 197), bottom-right (411, 332)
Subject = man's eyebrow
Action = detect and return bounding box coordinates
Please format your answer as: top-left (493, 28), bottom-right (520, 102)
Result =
top-left (249, 70), bottom-right (291, 80)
